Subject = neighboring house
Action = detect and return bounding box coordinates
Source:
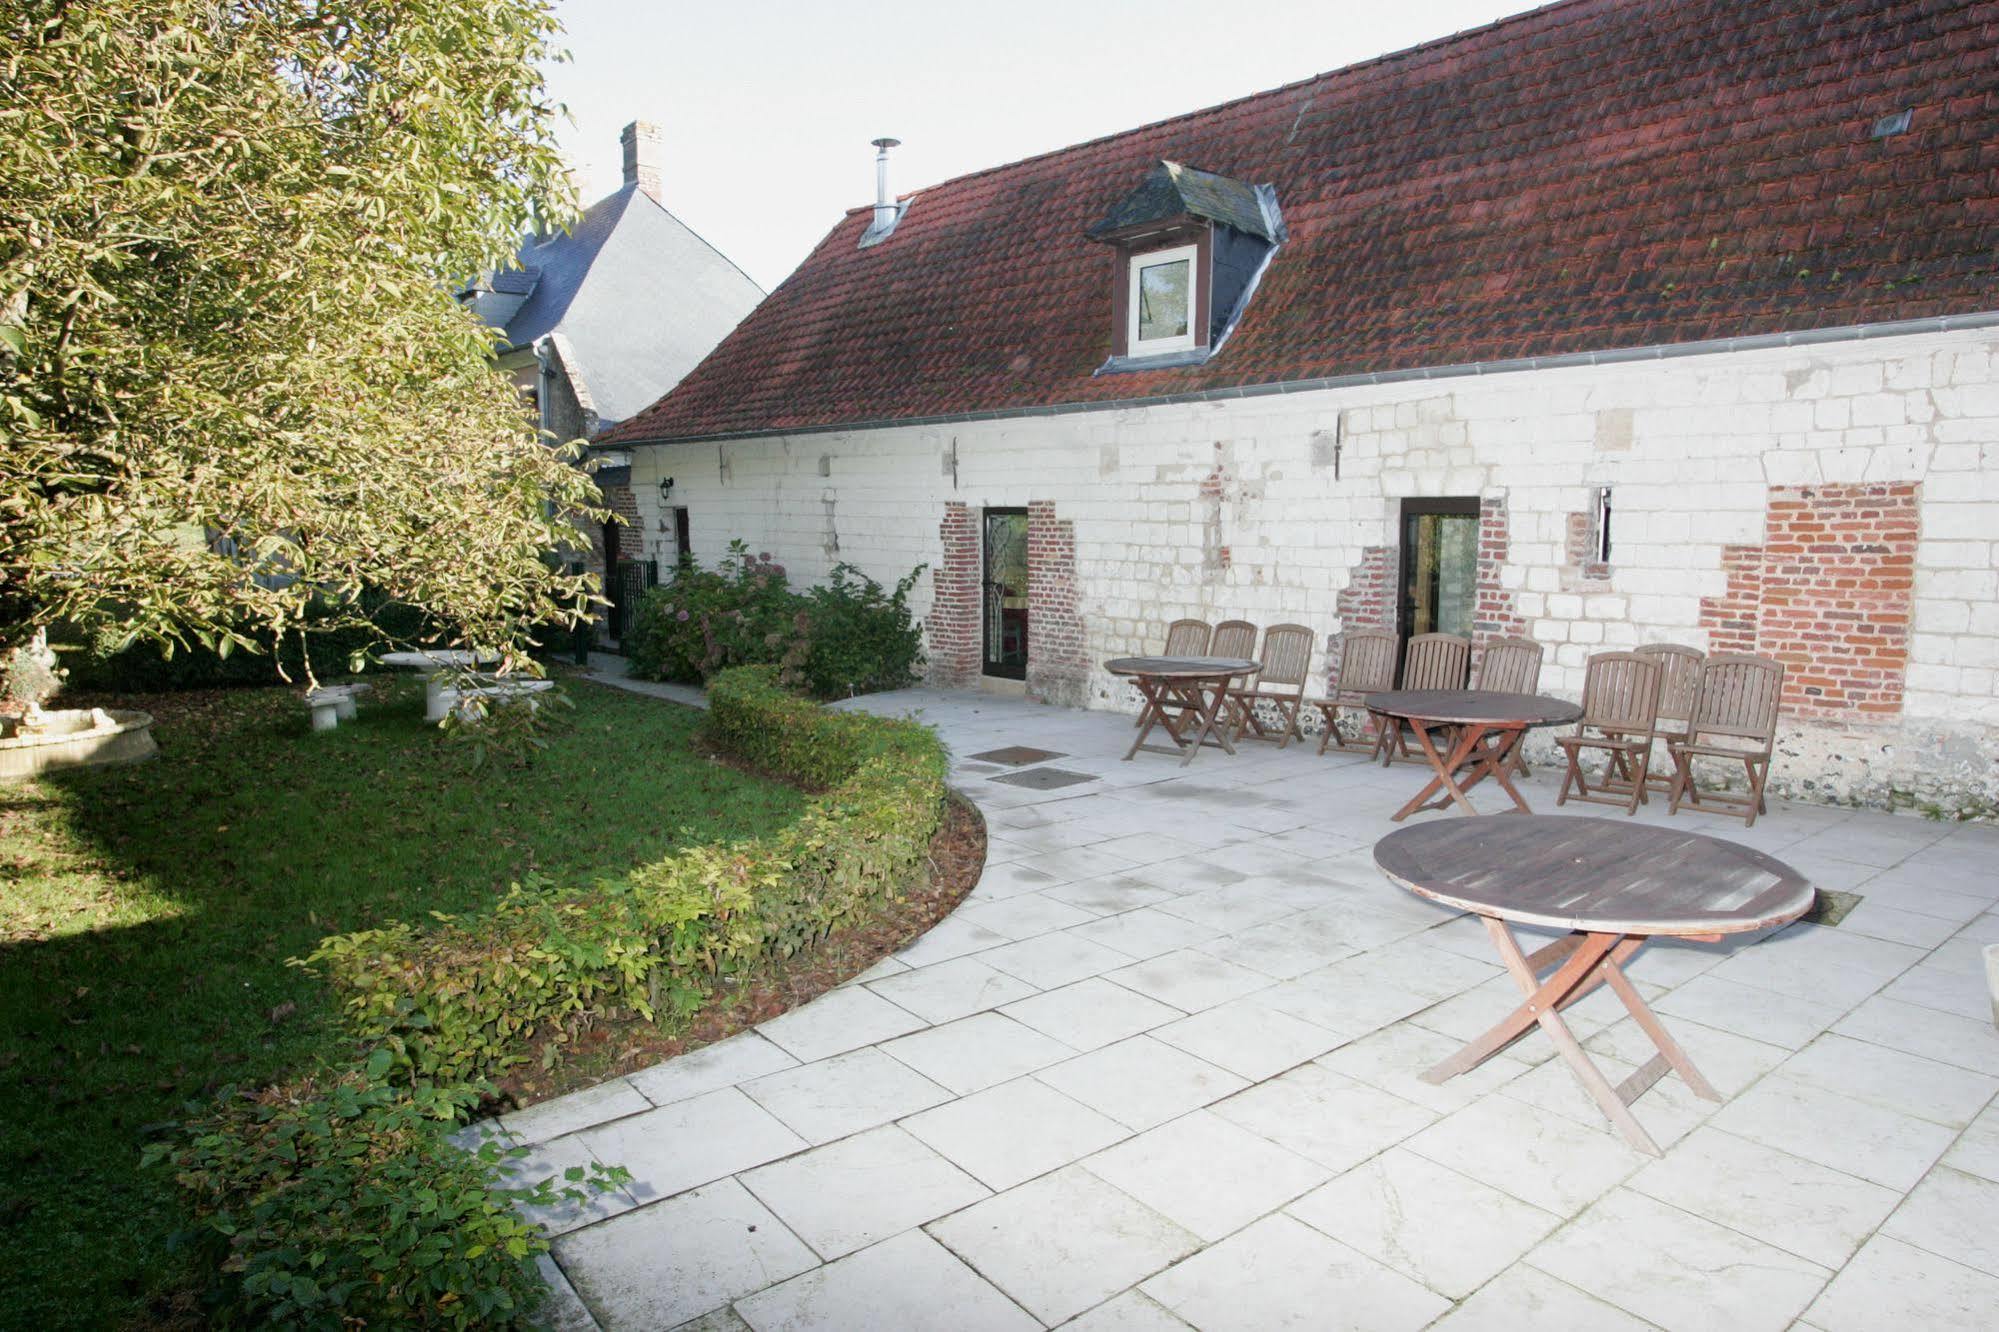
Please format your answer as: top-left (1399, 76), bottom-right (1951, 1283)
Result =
top-left (599, 0), bottom-right (1999, 811)
top-left (461, 121), bottom-right (763, 638)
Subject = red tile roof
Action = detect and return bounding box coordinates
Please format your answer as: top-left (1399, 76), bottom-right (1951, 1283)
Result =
top-left (606, 0), bottom-right (1999, 445)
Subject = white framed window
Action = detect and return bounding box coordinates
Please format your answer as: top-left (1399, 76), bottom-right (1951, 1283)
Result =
top-left (1126, 243), bottom-right (1199, 355)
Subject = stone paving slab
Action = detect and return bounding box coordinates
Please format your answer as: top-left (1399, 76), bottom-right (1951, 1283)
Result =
top-left (492, 686), bottom-right (1999, 1330)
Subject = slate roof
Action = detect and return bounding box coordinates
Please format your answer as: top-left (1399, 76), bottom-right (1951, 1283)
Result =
top-left (1087, 161), bottom-right (1279, 242)
top-left (490, 184), bottom-right (763, 427)
top-left (605, 0), bottom-right (1999, 446)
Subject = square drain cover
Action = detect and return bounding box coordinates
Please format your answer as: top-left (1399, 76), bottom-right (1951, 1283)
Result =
top-left (990, 767), bottom-right (1097, 790)
top-left (971, 746), bottom-right (1067, 766)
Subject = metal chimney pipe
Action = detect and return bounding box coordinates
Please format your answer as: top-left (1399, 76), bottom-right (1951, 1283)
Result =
top-left (871, 137), bottom-right (901, 231)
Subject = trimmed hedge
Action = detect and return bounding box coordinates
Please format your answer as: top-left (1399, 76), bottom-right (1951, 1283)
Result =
top-left (306, 666), bottom-right (949, 1084)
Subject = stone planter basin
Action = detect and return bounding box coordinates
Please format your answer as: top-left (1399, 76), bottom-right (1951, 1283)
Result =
top-left (0, 708), bottom-right (157, 781)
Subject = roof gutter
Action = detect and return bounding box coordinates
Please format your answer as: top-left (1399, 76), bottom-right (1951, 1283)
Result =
top-left (602, 309), bottom-right (1999, 450)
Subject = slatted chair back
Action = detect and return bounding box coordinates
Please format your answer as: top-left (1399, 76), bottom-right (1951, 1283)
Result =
top-left (1162, 619), bottom-right (1212, 657)
top-left (1636, 644), bottom-right (1705, 723)
top-left (1578, 652), bottom-right (1664, 736)
top-left (1689, 653), bottom-right (1784, 746)
top-left (1401, 633), bottom-right (1471, 691)
top-left (1256, 624), bottom-right (1315, 688)
top-left (1476, 637), bottom-right (1543, 694)
top-left (1335, 628), bottom-right (1399, 697)
top-left (1211, 619), bottom-right (1258, 662)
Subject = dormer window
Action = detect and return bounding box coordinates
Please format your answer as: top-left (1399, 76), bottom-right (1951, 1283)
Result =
top-left (1129, 244), bottom-right (1199, 354)
top-left (1088, 160), bottom-right (1285, 375)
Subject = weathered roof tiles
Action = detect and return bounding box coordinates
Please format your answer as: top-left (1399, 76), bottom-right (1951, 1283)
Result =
top-left (605, 0), bottom-right (1999, 445)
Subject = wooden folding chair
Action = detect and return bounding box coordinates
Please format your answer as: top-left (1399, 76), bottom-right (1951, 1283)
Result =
top-left (1228, 624), bottom-right (1314, 748)
top-left (1210, 619), bottom-right (1259, 732)
top-left (1135, 619), bottom-right (1215, 727)
top-left (1474, 635), bottom-right (1545, 776)
top-left (1555, 652), bottom-right (1663, 815)
top-left (1311, 628), bottom-right (1397, 755)
top-left (1375, 632), bottom-right (1470, 764)
top-left (1633, 644), bottom-right (1705, 793)
top-left (1475, 636), bottom-right (1543, 693)
top-left (1668, 653), bottom-right (1784, 827)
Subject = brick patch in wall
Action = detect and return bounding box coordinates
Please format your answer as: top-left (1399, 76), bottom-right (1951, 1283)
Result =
top-left (1564, 509), bottom-right (1612, 582)
top-left (591, 484), bottom-right (642, 576)
top-left (927, 501), bottom-right (981, 687)
top-left (1699, 482), bottom-right (1919, 718)
top-left (1473, 496), bottom-right (1527, 661)
top-left (1330, 545), bottom-right (1394, 680)
top-left (1026, 499), bottom-right (1088, 706)
top-left (1704, 544), bottom-right (1764, 656)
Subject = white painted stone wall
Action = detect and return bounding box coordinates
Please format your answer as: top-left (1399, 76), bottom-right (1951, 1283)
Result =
top-left (625, 327), bottom-right (1999, 813)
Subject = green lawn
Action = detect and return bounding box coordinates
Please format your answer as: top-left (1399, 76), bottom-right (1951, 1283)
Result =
top-left (0, 677), bottom-right (804, 1329)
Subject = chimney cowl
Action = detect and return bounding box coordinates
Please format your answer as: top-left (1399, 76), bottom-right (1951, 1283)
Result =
top-left (621, 121), bottom-right (664, 201)
top-left (859, 136), bottom-right (907, 249)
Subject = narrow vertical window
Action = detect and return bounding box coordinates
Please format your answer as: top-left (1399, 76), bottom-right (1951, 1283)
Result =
top-left (1595, 486), bottom-right (1614, 564)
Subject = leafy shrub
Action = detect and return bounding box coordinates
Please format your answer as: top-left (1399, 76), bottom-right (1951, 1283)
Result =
top-left (58, 592), bottom-right (434, 693)
top-left (796, 563), bottom-right (926, 698)
top-left (145, 1060), bottom-right (622, 1329)
top-left (625, 544), bottom-right (924, 698)
top-left (624, 544), bottom-right (799, 685)
top-left (307, 667), bottom-right (948, 1084)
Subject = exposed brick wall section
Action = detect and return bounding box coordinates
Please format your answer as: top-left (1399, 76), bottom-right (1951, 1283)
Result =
top-left (926, 502), bottom-right (981, 686)
top-left (1698, 482), bottom-right (1919, 718)
top-left (1330, 545), bottom-right (1394, 682)
top-left (1702, 544), bottom-right (1764, 656)
top-left (582, 483), bottom-right (643, 644)
top-left (1026, 499), bottom-right (1088, 705)
top-left (1564, 509), bottom-right (1611, 581)
top-left (1473, 496), bottom-right (1525, 640)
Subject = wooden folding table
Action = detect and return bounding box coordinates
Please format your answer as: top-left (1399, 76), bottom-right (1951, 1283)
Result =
top-left (1374, 815), bottom-right (1814, 1155)
top-left (1106, 655), bottom-right (1259, 767)
top-left (1365, 689), bottom-right (1581, 821)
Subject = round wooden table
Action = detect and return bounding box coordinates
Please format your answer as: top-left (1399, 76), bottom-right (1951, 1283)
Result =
top-left (1375, 815), bottom-right (1815, 1155)
top-left (1106, 656), bottom-right (1259, 767)
top-left (1365, 689), bottom-right (1583, 820)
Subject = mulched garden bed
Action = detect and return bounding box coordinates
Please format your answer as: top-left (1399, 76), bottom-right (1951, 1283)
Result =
top-left (492, 789), bottom-right (986, 1108)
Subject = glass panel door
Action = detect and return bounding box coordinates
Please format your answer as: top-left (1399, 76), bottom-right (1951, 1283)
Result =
top-left (1399, 499), bottom-right (1480, 649)
top-left (983, 509), bottom-right (1028, 679)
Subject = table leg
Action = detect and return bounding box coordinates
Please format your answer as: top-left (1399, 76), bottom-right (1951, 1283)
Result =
top-left (1459, 726), bottom-right (1534, 814)
top-left (422, 671), bottom-right (448, 722)
top-left (1178, 676), bottom-right (1237, 767)
top-left (1423, 916), bottom-right (1730, 1156)
top-left (1389, 721), bottom-right (1486, 820)
top-left (1123, 678), bottom-right (1171, 760)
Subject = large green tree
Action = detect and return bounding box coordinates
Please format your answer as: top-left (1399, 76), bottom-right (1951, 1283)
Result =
top-left (0, 0), bottom-right (601, 676)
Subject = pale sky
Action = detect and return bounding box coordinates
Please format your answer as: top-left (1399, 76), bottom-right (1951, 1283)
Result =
top-left (545, 0), bottom-right (1550, 291)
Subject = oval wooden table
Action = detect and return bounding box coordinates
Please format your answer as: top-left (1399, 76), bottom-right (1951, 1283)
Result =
top-left (1106, 656), bottom-right (1260, 767)
top-left (1365, 689), bottom-right (1583, 820)
top-left (1375, 815), bottom-right (1815, 1155)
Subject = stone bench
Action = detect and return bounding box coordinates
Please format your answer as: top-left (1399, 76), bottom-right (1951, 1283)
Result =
top-left (441, 678), bottom-right (555, 723)
top-left (303, 682), bottom-right (372, 732)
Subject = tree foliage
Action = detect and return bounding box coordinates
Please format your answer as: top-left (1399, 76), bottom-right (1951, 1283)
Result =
top-left (0, 0), bottom-right (602, 676)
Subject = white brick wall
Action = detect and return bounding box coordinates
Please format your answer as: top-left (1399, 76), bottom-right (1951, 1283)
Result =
top-left (626, 327), bottom-right (1999, 812)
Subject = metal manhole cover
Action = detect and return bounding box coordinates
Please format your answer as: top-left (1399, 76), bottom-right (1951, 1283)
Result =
top-left (990, 767), bottom-right (1097, 790)
top-left (971, 746), bottom-right (1067, 766)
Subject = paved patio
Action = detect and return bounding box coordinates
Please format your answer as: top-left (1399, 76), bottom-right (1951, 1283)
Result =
top-left (497, 687), bottom-right (1999, 1331)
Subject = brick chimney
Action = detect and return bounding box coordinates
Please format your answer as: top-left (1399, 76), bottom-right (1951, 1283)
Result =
top-left (620, 121), bottom-right (664, 201)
